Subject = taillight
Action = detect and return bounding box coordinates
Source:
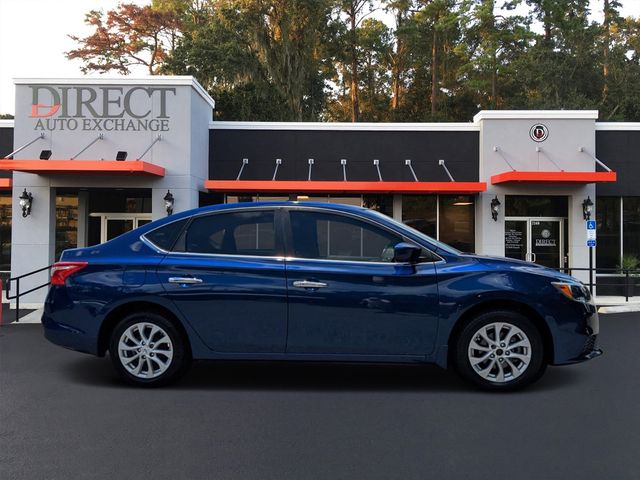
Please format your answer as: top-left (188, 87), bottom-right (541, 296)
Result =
top-left (50, 262), bottom-right (88, 286)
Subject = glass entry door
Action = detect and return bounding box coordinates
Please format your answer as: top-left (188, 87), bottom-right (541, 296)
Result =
top-left (505, 218), bottom-right (565, 269)
top-left (90, 214), bottom-right (153, 243)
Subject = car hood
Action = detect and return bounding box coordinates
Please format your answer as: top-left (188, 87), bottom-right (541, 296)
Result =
top-left (462, 254), bottom-right (578, 283)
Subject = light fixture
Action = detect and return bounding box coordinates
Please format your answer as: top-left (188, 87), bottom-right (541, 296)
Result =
top-left (453, 196), bottom-right (472, 206)
top-left (116, 151), bottom-right (127, 161)
top-left (582, 196), bottom-right (594, 220)
top-left (163, 190), bottom-right (174, 216)
top-left (19, 189), bottom-right (33, 218)
top-left (39, 150), bottom-right (52, 160)
top-left (490, 195), bottom-right (501, 221)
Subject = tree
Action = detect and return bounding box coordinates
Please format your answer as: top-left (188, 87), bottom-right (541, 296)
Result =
top-left (458, 0), bottom-right (532, 110)
top-left (67, 3), bottom-right (181, 74)
top-left (334, 0), bottom-right (376, 121)
top-left (384, 0), bottom-right (416, 116)
top-left (601, 0), bottom-right (622, 104)
top-left (238, 0), bottom-right (332, 121)
top-left (164, 1), bottom-right (291, 120)
top-left (356, 18), bottom-right (394, 120)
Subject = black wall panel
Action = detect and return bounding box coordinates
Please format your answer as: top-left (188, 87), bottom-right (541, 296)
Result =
top-left (0, 128), bottom-right (13, 179)
top-left (209, 129), bottom-right (480, 183)
top-left (596, 130), bottom-right (640, 196)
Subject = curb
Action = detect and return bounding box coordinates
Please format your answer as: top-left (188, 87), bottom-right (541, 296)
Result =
top-left (598, 305), bottom-right (640, 314)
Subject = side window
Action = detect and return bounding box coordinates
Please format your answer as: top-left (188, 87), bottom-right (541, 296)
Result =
top-left (184, 210), bottom-right (277, 256)
top-left (290, 210), bottom-right (403, 262)
top-left (144, 218), bottom-right (188, 251)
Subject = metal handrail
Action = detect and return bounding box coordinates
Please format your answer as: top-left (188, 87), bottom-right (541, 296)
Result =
top-left (5, 265), bottom-right (52, 323)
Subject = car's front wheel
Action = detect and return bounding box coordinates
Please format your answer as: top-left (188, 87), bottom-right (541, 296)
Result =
top-left (109, 312), bottom-right (190, 387)
top-left (453, 310), bottom-right (546, 391)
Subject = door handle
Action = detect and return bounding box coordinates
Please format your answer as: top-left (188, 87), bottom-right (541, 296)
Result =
top-left (293, 280), bottom-right (328, 289)
top-left (168, 277), bottom-right (203, 284)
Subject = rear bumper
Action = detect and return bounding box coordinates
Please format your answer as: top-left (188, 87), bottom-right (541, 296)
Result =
top-left (42, 311), bottom-right (99, 355)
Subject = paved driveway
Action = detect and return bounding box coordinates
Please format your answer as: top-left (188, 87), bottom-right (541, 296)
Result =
top-left (1, 313), bottom-right (639, 480)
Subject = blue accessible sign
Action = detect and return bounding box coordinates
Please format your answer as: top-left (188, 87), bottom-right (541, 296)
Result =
top-left (586, 220), bottom-right (596, 247)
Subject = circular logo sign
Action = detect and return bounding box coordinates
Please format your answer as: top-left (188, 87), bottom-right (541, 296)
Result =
top-left (530, 123), bottom-right (549, 142)
top-left (541, 229), bottom-right (551, 239)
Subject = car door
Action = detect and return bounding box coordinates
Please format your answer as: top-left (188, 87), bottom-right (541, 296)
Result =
top-left (284, 207), bottom-right (440, 356)
top-left (156, 208), bottom-right (288, 353)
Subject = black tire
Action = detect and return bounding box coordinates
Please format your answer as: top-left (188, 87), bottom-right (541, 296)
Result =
top-left (109, 311), bottom-right (190, 387)
top-left (453, 310), bottom-right (547, 391)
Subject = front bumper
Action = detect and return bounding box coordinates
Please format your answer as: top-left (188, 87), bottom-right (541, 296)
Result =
top-left (578, 334), bottom-right (603, 361)
top-left (581, 347), bottom-right (603, 361)
top-left (551, 300), bottom-right (602, 365)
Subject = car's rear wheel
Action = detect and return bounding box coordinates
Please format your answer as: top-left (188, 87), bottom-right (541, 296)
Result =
top-left (109, 312), bottom-right (190, 387)
top-left (453, 310), bottom-right (546, 391)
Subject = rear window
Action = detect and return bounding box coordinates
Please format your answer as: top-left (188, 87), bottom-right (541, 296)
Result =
top-left (182, 210), bottom-right (277, 256)
top-left (144, 219), bottom-right (188, 251)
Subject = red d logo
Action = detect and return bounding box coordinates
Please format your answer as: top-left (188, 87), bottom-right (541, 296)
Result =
top-left (31, 104), bottom-right (61, 117)
top-left (529, 124), bottom-right (549, 142)
top-left (29, 86), bottom-right (62, 118)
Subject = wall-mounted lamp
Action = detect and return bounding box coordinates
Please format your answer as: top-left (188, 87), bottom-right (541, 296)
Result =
top-left (582, 196), bottom-right (593, 220)
top-left (19, 189), bottom-right (33, 218)
top-left (39, 150), bottom-right (52, 160)
top-left (164, 190), bottom-right (174, 216)
top-left (490, 195), bottom-right (501, 221)
top-left (116, 151), bottom-right (128, 161)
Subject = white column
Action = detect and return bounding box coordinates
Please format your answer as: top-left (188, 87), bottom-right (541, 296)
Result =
top-left (393, 195), bottom-right (402, 222)
top-left (10, 180), bottom-right (56, 306)
top-left (77, 190), bottom-right (89, 248)
top-left (475, 191), bottom-right (505, 257)
top-left (568, 186), bottom-right (596, 288)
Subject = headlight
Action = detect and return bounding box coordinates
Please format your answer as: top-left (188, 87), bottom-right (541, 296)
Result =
top-left (552, 282), bottom-right (592, 303)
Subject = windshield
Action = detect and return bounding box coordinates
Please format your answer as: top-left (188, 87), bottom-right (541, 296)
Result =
top-left (366, 209), bottom-right (462, 256)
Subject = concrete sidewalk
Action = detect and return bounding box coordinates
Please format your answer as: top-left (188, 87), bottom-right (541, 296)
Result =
top-left (9, 307), bottom-right (43, 324)
top-left (595, 296), bottom-right (640, 313)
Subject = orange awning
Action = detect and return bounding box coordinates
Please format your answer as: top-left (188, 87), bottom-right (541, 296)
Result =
top-left (0, 160), bottom-right (165, 177)
top-left (491, 171), bottom-right (616, 185)
top-left (0, 178), bottom-right (11, 189)
top-left (205, 180), bottom-right (487, 194)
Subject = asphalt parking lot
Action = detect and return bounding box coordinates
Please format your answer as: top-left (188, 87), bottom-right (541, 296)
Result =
top-left (1, 313), bottom-right (639, 480)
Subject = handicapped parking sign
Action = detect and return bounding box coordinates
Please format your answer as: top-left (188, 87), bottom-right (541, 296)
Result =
top-left (586, 220), bottom-right (596, 246)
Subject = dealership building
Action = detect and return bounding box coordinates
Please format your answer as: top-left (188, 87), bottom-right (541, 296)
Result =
top-left (0, 76), bottom-right (638, 305)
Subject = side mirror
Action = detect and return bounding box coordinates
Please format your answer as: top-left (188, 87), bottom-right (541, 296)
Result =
top-left (393, 242), bottom-right (422, 264)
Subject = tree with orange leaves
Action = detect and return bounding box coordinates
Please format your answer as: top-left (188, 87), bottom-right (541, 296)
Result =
top-left (66, 3), bottom-right (181, 75)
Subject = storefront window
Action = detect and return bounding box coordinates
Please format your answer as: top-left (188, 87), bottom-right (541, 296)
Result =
top-left (0, 194), bottom-right (11, 272)
top-left (402, 195), bottom-right (437, 238)
top-left (55, 195), bottom-right (78, 261)
top-left (363, 195), bottom-right (394, 218)
top-left (623, 197), bottom-right (640, 262)
top-left (440, 195), bottom-right (475, 253)
top-left (596, 197), bottom-right (620, 269)
top-left (505, 196), bottom-right (568, 217)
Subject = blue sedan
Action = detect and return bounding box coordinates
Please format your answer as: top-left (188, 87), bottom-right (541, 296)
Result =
top-left (42, 202), bottom-right (601, 390)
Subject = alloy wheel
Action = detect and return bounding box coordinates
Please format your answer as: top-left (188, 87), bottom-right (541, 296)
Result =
top-left (467, 322), bottom-right (532, 384)
top-left (117, 322), bottom-right (174, 379)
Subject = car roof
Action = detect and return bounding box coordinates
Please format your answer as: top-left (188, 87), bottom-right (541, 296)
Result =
top-left (139, 201), bottom-right (374, 232)
top-left (172, 201), bottom-right (368, 220)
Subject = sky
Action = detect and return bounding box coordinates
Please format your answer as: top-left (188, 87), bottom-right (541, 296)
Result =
top-left (1, 0), bottom-right (640, 115)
